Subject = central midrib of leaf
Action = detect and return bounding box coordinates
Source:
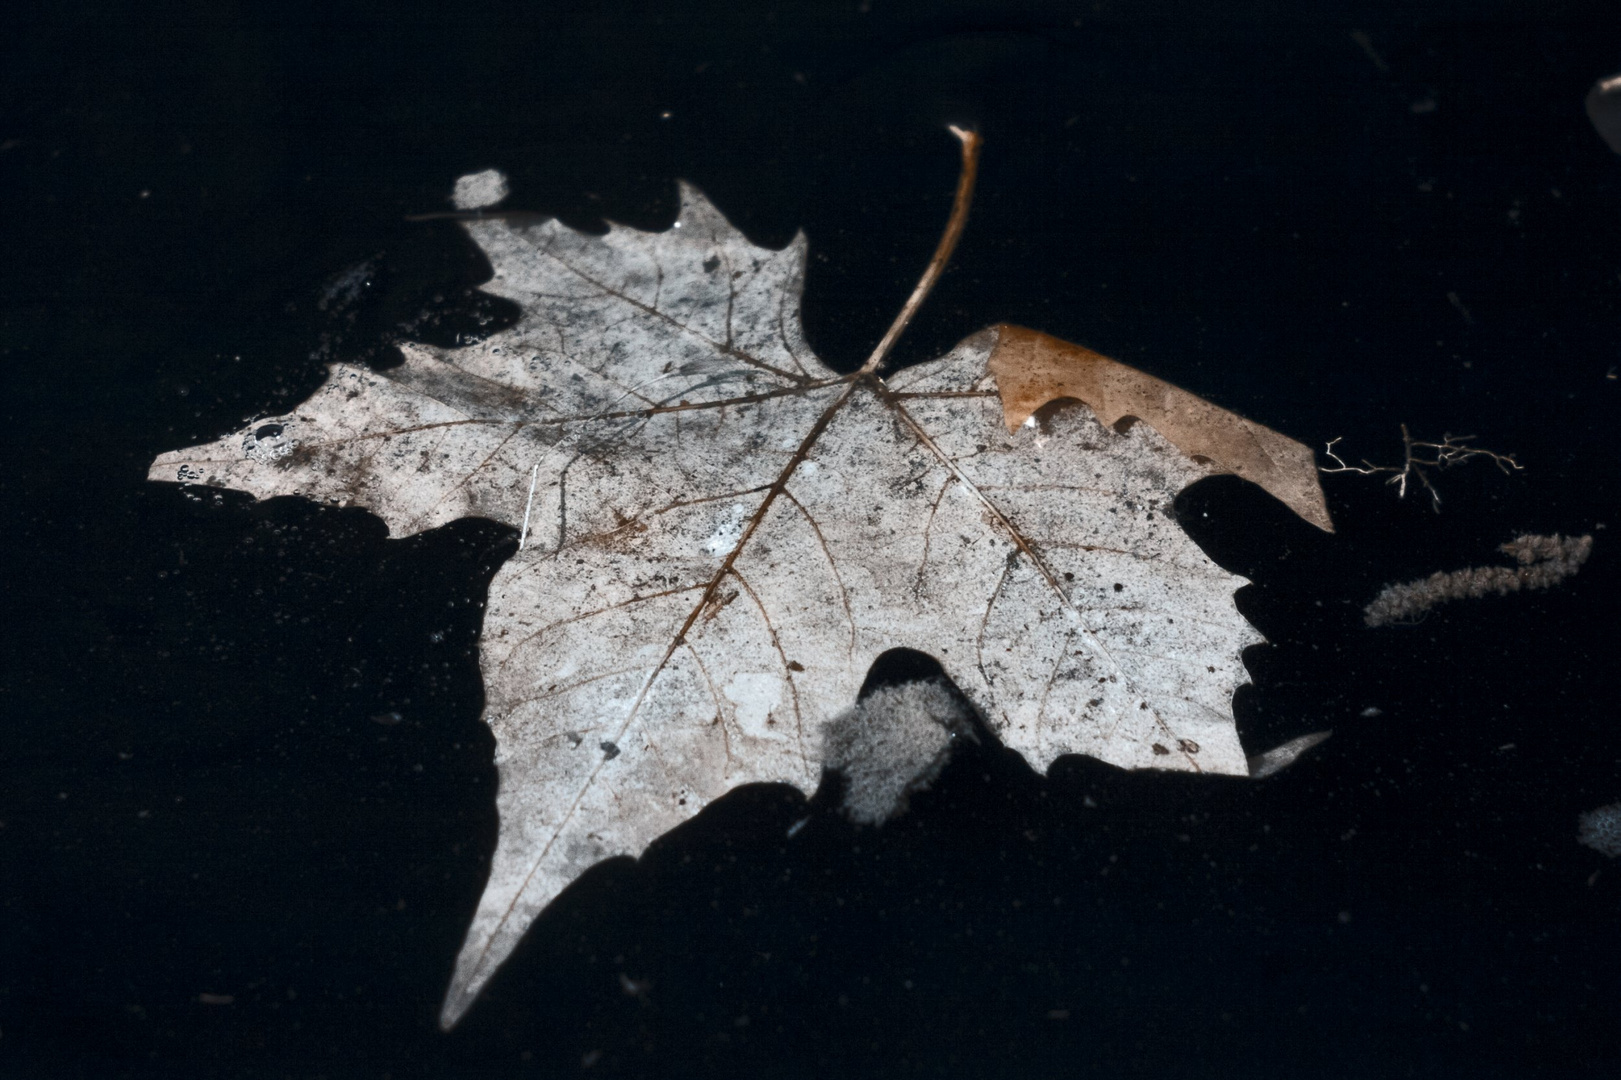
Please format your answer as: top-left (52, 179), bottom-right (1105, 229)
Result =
top-left (612, 372), bottom-right (866, 761)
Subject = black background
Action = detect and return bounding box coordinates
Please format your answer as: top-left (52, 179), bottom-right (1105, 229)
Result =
top-left (4, 1), bottom-right (1621, 1077)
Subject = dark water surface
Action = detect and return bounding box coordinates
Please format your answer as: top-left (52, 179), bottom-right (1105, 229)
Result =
top-left (4, 1), bottom-right (1621, 1076)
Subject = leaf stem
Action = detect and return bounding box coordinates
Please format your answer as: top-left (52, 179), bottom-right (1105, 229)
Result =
top-left (858, 125), bottom-right (983, 375)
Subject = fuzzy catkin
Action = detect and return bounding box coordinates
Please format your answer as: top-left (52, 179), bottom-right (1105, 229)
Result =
top-left (1364, 533), bottom-right (1592, 628)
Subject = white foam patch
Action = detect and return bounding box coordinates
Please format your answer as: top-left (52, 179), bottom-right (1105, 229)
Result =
top-left (1578, 801), bottom-right (1621, 857)
top-left (452, 169), bottom-right (510, 210)
top-left (821, 680), bottom-right (973, 824)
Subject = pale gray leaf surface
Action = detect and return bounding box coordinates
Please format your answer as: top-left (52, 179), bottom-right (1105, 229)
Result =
top-left (149, 174), bottom-right (1328, 1028)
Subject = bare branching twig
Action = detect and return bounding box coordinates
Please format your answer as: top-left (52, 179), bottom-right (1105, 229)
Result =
top-left (1320, 424), bottom-right (1522, 511)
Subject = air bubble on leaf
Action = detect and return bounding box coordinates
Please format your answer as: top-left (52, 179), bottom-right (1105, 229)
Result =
top-left (242, 422), bottom-right (294, 464)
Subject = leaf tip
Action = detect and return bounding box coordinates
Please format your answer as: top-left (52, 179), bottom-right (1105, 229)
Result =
top-left (984, 324), bottom-right (1334, 532)
top-left (673, 178), bottom-right (734, 239)
top-left (438, 969), bottom-right (485, 1031)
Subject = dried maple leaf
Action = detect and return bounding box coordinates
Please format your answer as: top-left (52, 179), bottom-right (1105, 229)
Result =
top-left (148, 133), bottom-right (1331, 1027)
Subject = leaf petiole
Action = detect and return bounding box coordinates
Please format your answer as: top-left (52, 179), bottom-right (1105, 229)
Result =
top-left (858, 125), bottom-right (983, 376)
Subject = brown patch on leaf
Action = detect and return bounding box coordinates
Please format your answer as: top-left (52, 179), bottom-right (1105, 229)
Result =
top-left (578, 513), bottom-right (651, 554)
top-left (276, 443), bottom-right (320, 472)
top-left (985, 325), bottom-right (1333, 532)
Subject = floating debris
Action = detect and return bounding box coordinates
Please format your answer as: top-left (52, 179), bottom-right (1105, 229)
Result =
top-left (1365, 534), bottom-right (1592, 627)
top-left (1578, 802), bottom-right (1621, 858)
top-left (1247, 731), bottom-right (1333, 778)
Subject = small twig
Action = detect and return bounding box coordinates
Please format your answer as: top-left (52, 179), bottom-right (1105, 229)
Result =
top-left (404, 209), bottom-right (551, 225)
top-left (858, 125), bottom-right (983, 376)
top-left (1320, 424), bottom-right (1521, 511)
top-left (517, 462), bottom-right (540, 550)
